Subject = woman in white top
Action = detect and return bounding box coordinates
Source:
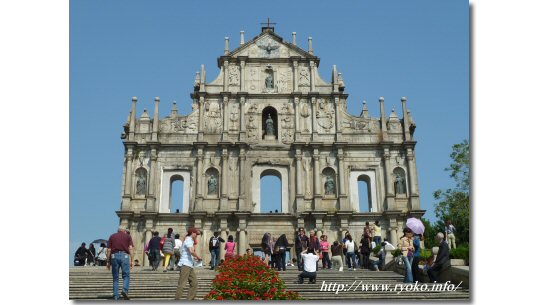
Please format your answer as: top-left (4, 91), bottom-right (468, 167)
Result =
top-left (96, 242), bottom-right (108, 266)
top-left (344, 236), bottom-right (357, 271)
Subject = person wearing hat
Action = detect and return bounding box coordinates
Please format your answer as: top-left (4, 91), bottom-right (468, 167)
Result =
top-left (175, 227), bottom-right (201, 300)
top-left (107, 227), bottom-right (134, 300)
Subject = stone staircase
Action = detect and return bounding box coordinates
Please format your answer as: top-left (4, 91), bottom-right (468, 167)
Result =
top-left (70, 266), bottom-right (469, 300)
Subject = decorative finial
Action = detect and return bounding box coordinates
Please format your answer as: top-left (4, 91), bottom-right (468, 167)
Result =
top-left (308, 37), bottom-right (313, 54)
top-left (224, 37), bottom-right (230, 55)
top-left (132, 96), bottom-right (138, 102)
top-left (261, 17), bottom-right (276, 32)
top-left (379, 96), bottom-right (385, 102)
top-left (292, 32), bottom-right (297, 45)
top-left (240, 31), bottom-right (245, 45)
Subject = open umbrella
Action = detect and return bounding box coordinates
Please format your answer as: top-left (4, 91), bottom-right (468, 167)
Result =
top-left (406, 218), bottom-right (425, 235)
top-left (91, 239), bottom-right (107, 245)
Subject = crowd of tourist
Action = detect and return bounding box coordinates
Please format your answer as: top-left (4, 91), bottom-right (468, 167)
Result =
top-left (73, 218), bottom-right (457, 299)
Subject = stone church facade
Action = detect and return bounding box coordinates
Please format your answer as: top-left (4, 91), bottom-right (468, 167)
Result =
top-left (118, 26), bottom-right (425, 265)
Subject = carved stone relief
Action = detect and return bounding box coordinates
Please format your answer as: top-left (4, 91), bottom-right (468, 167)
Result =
top-left (300, 101), bottom-right (310, 132)
top-left (247, 115), bottom-right (258, 140)
top-left (229, 104), bottom-right (239, 131)
top-left (316, 99), bottom-right (335, 133)
top-left (256, 37), bottom-right (280, 58)
top-left (276, 68), bottom-right (291, 93)
top-left (204, 102), bottom-right (222, 133)
top-left (299, 67), bottom-right (310, 86)
top-left (228, 65), bottom-right (239, 86)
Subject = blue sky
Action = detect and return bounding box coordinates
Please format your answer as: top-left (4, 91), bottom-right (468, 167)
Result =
top-left (70, 0), bottom-right (469, 260)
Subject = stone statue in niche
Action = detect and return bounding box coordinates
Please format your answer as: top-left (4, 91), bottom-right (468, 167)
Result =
top-left (395, 172), bottom-right (406, 194)
top-left (136, 170), bottom-right (147, 195)
top-left (265, 73), bottom-right (274, 89)
top-left (265, 114), bottom-right (275, 136)
top-left (324, 174), bottom-right (335, 195)
top-left (208, 174), bottom-right (218, 195)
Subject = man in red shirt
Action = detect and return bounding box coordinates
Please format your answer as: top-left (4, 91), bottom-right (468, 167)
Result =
top-left (107, 227), bottom-right (134, 300)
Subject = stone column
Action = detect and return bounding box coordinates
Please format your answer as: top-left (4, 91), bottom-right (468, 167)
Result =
top-left (151, 97), bottom-right (160, 141)
top-left (223, 60), bottom-right (229, 92)
top-left (309, 61), bottom-right (315, 92)
top-left (238, 147), bottom-right (246, 210)
top-left (148, 148), bottom-right (158, 211)
top-left (221, 148), bottom-right (229, 211)
top-left (313, 150), bottom-right (320, 196)
top-left (389, 226), bottom-right (398, 247)
top-left (333, 96), bottom-right (341, 136)
top-left (293, 96), bottom-right (300, 138)
top-left (383, 149), bottom-right (395, 210)
top-left (124, 148), bottom-right (134, 196)
top-left (196, 151), bottom-right (204, 197)
top-left (379, 97), bottom-right (388, 141)
top-left (238, 229), bottom-right (246, 255)
top-left (129, 97), bottom-right (137, 140)
top-left (220, 218), bottom-right (228, 261)
top-left (293, 60), bottom-right (298, 92)
top-left (337, 150), bottom-right (348, 209)
top-left (198, 96), bottom-right (205, 141)
top-left (240, 60), bottom-right (245, 91)
top-left (401, 97), bottom-right (411, 141)
top-left (295, 148), bottom-right (304, 212)
top-left (311, 96), bottom-right (317, 139)
top-left (222, 95), bottom-right (229, 141)
top-left (406, 149), bottom-right (420, 210)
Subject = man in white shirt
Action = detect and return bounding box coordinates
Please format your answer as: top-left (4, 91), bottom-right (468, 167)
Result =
top-left (297, 248), bottom-right (319, 284)
top-left (174, 228), bottom-right (201, 300)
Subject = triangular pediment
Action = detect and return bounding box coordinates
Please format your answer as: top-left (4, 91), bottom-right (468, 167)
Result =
top-left (229, 30), bottom-right (315, 59)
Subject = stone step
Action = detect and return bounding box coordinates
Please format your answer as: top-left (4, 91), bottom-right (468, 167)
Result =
top-left (69, 267), bottom-right (469, 300)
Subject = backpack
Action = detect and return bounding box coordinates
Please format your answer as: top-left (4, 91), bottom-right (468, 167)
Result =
top-left (210, 236), bottom-right (221, 249)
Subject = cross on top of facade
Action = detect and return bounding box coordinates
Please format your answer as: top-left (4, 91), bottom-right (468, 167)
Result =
top-left (261, 17), bottom-right (276, 31)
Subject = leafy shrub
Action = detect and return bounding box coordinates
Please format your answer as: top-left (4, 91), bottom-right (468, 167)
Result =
top-left (372, 244), bottom-right (382, 254)
top-left (421, 249), bottom-right (433, 260)
top-left (205, 255), bottom-right (302, 300)
top-left (391, 249), bottom-right (402, 257)
top-left (450, 245), bottom-right (469, 261)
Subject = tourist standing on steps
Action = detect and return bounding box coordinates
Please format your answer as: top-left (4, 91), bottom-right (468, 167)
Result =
top-left (398, 228), bottom-right (415, 283)
top-left (297, 248), bottom-right (319, 284)
top-left (359, 233), bottom-right (372, 269)
top-left (107, 227), bottom-right (134, 300)
top-left (344, 235), bottom-right (357, 270)
top-left (209, 232), bottom-right (225, 270)
top-left (262, 232), bottom-right (273, 267)
top-left (373, 220), bottom-right (382, 246)
top-left (308, 230), bottom-right (320, 270)
top-left (175, 227), bottom-right (201, 300)
top-left (162, 228), bottom-right (175, 272)
top-left (148, 231), bottom-right (162, 271)
top-left (412, 234), bottom-right (424, 282)
top-left (427, 232), bottom-right (450, 283)
top-left (274, 234), bottom-right (290, 271)
top-left (320, 235), bottom-right (332, 269)
top-left (295, 228), bottom-right (309, 271)
top-left (171, 233), bottom-right (182, 271)
top-left (97, 242), bottom-right (108, 266)
top-left (445, 220), bottom-right (457, 249)
top-left (224, 235), bottom-right (236, 260)
top-left (87, 243), bottom-right (96, 266)
top-left (330, 240), bottom-right (343, 271)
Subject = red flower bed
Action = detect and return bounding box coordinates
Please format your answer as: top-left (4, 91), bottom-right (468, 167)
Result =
top-left (205, 255), bottom-right (302, 300)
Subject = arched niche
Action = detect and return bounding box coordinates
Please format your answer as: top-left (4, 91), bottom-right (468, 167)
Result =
top-left (262, 106), bottom-right (278, 140)
top-left (349, 170), bottom-right (379, 212)
top-left (159, 169), bottom-right (191, 213)
top-left (252, 166), bottom-right (289, 213)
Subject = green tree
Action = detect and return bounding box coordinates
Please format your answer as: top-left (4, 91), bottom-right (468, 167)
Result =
top-left (433, 140), bottom-right (470, 245)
